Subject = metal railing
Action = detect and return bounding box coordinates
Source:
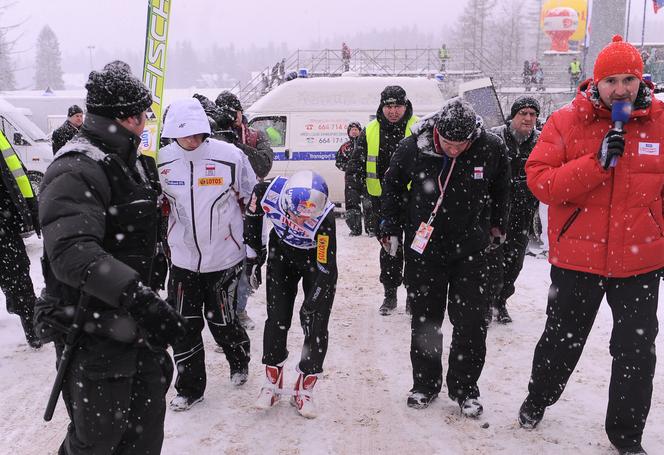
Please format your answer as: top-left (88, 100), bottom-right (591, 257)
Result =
top-left (233, 47), bottom-right (576, 108)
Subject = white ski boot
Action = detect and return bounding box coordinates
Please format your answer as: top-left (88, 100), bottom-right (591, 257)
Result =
top-left (290, 371), bottom-right (319, 418)
top-left (255, 363), bottom-right (284, 409)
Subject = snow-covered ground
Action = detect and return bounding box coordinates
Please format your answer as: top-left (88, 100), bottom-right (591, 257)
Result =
top-left (1, 225), bottom-right (663, 455)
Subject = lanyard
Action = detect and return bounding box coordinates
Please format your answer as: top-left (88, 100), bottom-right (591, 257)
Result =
top-left (426, 158), bottom-right (456, 226)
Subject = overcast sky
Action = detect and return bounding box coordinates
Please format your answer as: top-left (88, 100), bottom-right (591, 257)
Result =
top-left (4, 0), bottom-right (464, 55)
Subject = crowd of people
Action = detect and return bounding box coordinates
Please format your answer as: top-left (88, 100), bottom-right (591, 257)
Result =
top-left (0, 34), bottom-right (662, 455)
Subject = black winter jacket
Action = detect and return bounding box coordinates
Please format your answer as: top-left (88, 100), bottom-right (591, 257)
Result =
top-left (51, 120), bottom-right (79, 154)
top-left (40, 114), bottom-right (160, 314)
top-left (380, 117), bottom-right (510, 264)
top-left (490, 122), bottom-right (540, 234)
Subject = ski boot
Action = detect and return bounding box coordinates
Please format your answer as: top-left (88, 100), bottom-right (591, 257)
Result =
top-left (291, 370), bottom-right (319, 418)
top-left (255, 363), bottom-right (284, 409)
top-left (237, 310), bottom-right (256, 330)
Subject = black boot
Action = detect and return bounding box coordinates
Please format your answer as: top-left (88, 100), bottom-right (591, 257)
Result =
top-left (406, 391), bottom-right (437, 409)
top-left (496, 303), bottom-right (512, 324)
top-left (614, 444), bottom-right (648, 455)
top-left (518, 397), bottom-right (546, 429)
top-left (20, 316), bottom-right (42, 349)
top-left (379, 287), bottom-right (397, 316)
top-left (346, 210), bottom-right (362, 236)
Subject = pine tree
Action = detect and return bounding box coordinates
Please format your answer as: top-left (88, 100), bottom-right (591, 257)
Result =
top-left (34, 25), bottom-right (64, 90)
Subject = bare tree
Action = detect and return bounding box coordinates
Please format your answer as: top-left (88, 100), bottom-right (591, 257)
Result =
top-left (34, 25), bottom-right (65, 90)
top-left (0, 1), bottom-right (22, 90)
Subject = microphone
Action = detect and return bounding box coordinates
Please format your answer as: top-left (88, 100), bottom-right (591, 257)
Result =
top-left (609, 101), bottom-right (632, 167)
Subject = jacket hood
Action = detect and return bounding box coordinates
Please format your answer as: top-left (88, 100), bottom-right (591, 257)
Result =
top-left (163, 98), bottom-right (212, 139)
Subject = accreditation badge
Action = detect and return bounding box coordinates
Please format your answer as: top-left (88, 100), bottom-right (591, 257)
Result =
top-left (410, 222), bottom-right (434, 254)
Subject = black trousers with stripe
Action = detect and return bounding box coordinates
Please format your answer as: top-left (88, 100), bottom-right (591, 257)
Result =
top-left (262, 238), bottom-right (336, 375)
top-left (167, 263), bottom-right (250, 399)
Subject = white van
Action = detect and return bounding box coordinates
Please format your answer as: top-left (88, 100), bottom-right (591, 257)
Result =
top-left (0, 98), bottom-right (53, 192)
top-left (245, 75), bottom-right (448, 204)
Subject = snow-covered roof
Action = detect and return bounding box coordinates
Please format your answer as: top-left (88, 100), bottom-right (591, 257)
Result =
top-left (247, 76), bottom-right (446, 114)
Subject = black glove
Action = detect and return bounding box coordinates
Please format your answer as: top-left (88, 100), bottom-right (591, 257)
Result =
top-left (597, 129), bottom-right (625, 170)
top-left (246, 247), bottom-right (267, 290)
top-left (121, 282), bottom-right (186, 348)
top-left (487, 227), bottom-right (506, 251)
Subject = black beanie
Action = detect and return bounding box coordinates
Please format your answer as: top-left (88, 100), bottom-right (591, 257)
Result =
top-left (215, 91), bottom-right (243, 113)
top-left (347, 121), bottom-right (361, 136)
top-left (102, 60), bottom-right (132, 74)
top-left (85, 66), bottom-right (152, 119)
top-left (435, 98), bottom-right (479, 142)
top-left (380, 85), bottom-right (407, 107)
top-left (67, 104), bottom-right (83, 118)
top-left (510, 96), bottom-right (540, 119)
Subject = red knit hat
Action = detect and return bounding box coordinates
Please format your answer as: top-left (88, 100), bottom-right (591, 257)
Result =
top-left (593, 35), bottom-right (643, 83)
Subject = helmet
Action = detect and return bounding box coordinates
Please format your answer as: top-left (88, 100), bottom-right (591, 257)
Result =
top-left (280, 171), bottom-right (329, 219)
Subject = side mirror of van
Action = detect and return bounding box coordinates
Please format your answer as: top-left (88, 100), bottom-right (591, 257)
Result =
top-left (13, 132), bottom-right (27, 146)
top-left (284, 148), bottom-right (291, 160)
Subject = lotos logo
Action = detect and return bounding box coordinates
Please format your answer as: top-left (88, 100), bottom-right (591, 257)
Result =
top-left (198, 177), bottom-right (224, 186)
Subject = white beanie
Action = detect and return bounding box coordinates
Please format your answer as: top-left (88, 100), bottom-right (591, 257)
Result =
top-left (162, 98), bottom-right (211, 139)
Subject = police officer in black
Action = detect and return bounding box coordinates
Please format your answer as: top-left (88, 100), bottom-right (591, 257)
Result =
top-left (486, 96), bottom-right (541, 324)
top-left (38, 63), bottom-right (185, 454)
top-left (380, 99), bottom-right (510, 414)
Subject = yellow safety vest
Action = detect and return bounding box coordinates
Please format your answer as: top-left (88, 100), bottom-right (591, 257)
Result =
top-left (570, 61), bottom-right (581, 75)
top-left (0, 129), bottom-right (34, 199)
top-left (365, 115), bottom-right (418, 196)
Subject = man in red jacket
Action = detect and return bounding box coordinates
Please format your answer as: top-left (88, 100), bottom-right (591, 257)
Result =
top-left (519, 35), bottom-right (664, 455)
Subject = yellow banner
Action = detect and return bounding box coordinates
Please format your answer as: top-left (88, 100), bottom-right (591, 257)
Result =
top-left (541, 0), bottom-right (588, 42)
top-left (140, 0), bottom-right (171, 158)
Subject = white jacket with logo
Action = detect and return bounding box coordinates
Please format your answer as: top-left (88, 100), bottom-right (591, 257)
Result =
top-left (158, 138), bottom-right (257, 273)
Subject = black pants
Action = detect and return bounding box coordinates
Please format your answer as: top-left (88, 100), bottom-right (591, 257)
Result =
top-left (58, 341), bottom-right (173, 454)
top-left (405, 252), bottom-right (489, 400)
top-left (167, 264), bottom-right (250, 399)
top-left (526, 266), bottom-right (660, 448)
top-left (372, 196), bottom-right (404, 289)
top-left (487, 199), bottom-right (537, 309)
top-left (0, 225), bottom-right (36, 324)
top-left (263, 238), bottom-right (335, 374)
top-left (344, 176), bottom-right (375, 235)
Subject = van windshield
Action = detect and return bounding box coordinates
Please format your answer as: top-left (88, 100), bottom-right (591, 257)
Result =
top-left (5, 113), bottom-right (48, 141)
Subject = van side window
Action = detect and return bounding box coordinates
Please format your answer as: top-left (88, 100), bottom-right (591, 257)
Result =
top-left (1, 116), bottom-right (23, 146)
top-left (249, 116), bottom-right (286, 147)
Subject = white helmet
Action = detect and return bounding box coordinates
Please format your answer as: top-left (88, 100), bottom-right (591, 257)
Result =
top-left (280, 170), bottom-right (329, 219)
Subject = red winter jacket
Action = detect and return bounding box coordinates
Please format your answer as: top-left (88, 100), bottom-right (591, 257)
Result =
top-left (526, 80), bottom-right (664, 277)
